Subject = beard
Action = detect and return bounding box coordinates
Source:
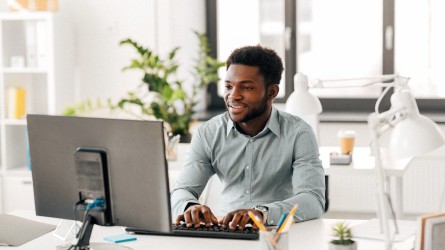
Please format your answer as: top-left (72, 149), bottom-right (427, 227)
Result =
top-left (226, 93), bottom-right (269, 124)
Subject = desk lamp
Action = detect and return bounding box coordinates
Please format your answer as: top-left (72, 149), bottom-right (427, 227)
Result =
top-left (285, 73), bottom-right (322, 140)
top-left (286, 73), bottom-right (445, 250)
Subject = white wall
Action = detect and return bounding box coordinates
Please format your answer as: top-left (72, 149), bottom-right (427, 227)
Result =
top-left (0, 0), bottom-right (206, 108)
top-left (60, 0), bottom-right (157, 103)
top-left (62, 0), bottom-right (205, 105)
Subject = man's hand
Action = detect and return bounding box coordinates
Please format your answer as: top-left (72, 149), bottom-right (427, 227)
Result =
top-left (175, 204), bottom-right (218, 228)
top-left (219, 209), bottom-right (263, 230)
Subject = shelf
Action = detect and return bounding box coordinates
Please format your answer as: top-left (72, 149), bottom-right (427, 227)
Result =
top-left (0, 12), bottom-right (52, 21)
top-left (0, 10), bottom-right (72, 214)
top-left (3, 166), bottom-right (32, 177)
top-left (1, 68), bottom-right (48, 74)
top-left (1, 119), bottom-right (27, 126)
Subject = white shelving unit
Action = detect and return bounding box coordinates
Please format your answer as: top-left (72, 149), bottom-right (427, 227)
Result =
top-left (0, 11), bottom-right (74, 213)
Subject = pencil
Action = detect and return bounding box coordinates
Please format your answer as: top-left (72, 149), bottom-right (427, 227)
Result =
top-left (274, 204), bottom-right (298, 242)
top-left (248, 211), bottom-right (280, 249)
top-left (247, 211), bottom-right (267, 232)
top-left (276, 213), bottom-right (288, 230)
top-left (277, 204), bottom-right (298, 233)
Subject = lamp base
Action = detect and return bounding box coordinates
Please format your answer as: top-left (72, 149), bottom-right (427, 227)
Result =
top-left (350, 218), bottom-right (416, 242)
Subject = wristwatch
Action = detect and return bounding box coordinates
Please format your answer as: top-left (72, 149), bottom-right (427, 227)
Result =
top-left (253, 205), bottom-right (269, 224)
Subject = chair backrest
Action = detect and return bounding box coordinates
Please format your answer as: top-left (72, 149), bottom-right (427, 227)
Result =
top-left (325, 175), bottom-right (329, 212)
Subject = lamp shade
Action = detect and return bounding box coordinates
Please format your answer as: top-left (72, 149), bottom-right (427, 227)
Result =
top-left (285, 73), bottom-right (322, 115)
top-left (389, 114), bottom-right (445, 160)
top-left (388, 89), bottom-right (445, 159)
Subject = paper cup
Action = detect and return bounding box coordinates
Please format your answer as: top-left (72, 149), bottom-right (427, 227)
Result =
top-left (337, 130), bottom-right (356, 154)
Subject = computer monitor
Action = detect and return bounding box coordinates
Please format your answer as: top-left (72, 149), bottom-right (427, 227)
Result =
top-left (27, 114), bottom-right (172, 249)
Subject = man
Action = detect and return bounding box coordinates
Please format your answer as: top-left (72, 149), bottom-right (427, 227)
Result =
top-left (171, 45), bottom-right (325, 230)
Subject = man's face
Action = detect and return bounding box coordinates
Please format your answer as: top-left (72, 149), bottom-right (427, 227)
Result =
top-left (224, 64), bottom-right (270, 124)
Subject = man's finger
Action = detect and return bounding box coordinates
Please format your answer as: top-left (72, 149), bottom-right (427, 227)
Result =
top-left (191, 207), bottom-right (201, 227)
top-left (201, 207), bottom-right (212, 227)
top-left (238, 213), bottom-right (251, 230)
top-left (184, 211), bottom-right (193, 228)
top-left (175, 214), bottom-right (185, 225)
top-left (221, 212), bottom-right (234, 229)
top-left (230, 212), bottom-right (242, 230)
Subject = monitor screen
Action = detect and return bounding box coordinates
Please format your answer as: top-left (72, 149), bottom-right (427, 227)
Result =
top-left (26, 114), bottom-right (172, 234)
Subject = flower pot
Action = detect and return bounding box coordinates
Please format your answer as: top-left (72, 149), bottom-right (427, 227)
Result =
top-left (329, 241), bottom-right (357, 250)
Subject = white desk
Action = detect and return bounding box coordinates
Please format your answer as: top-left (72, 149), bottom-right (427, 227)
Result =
top-left (1, 210), bottom-right (415, 250)
top-left (168, 144), bottom-right (410, 218)
top-left (321, 147), bottom-right (410, 219)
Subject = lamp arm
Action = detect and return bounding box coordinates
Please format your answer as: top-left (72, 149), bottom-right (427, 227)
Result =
top-left (368, 114), bottom-right (398, 250)
top-left (311, 74), bottom-right (401, 88)
top-left (368, 106), bottom-right (407, 138)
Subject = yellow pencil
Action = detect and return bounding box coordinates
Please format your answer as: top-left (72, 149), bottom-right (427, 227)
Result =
top-left (248, 211), bottom-right (280, 249)
top-left (277, 204), bottom-right (298, 233)
top-left (273, 204), bottom-right (299, 242)
top-left (247, 211), bottom-right (267, 232)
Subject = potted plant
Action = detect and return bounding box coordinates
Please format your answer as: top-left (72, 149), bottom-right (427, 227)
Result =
top-left (116, 31), bottom-right (224, 142)
top-left (329, 222), bottom-right (357, 250)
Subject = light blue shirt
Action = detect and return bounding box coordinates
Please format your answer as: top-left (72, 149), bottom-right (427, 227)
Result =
top-left (170, 107), bottom-right (325, 224)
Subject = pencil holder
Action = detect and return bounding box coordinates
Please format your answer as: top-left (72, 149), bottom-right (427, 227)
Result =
top-left (260, 230), bottom-right (288, 250)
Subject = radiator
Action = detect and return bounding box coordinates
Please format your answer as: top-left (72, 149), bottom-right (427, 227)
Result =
top-left (328, 157), bottom-right (445, 215)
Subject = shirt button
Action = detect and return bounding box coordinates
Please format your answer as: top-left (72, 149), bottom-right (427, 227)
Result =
top-left (246, 166), bottom-right (250, 170)
top-left (249, 139), bottom-right (254, 142)
top-left (246, 190), bottom-right (250, 194)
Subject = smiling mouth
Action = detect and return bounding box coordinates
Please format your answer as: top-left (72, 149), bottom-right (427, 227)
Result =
top-left (227, 102), bottom-right (246, 110)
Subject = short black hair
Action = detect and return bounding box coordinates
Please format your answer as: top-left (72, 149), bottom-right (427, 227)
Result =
top-left (226, 45), bottom-right (284, 87)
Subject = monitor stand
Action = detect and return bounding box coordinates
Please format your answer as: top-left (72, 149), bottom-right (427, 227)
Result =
top-left (57, 243), bottom-right (132, 250)
top-left (57, 215), bottom-right (133, 250)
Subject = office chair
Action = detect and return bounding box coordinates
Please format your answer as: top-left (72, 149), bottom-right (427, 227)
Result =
top-left (325, 175), bottom-right (329, 212)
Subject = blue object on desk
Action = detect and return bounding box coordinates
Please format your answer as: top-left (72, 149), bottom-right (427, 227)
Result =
top-left (276, 213), bottom-right (288, 229)
top-left (104, 234), bottom-right (137, 243)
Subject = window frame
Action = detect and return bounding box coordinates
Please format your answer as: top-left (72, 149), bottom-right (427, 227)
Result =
top-left (205, 0), bottom-right (445, 118)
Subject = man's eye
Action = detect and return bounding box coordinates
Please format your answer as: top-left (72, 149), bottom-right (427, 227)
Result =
top-left (224, 85), bottom-right (232, 90)
top-left (243, 86), bottom-right (254, 90)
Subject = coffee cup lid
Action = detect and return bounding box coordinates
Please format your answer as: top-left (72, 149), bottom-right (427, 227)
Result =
top-left (337, 130), bottom-right (356, 138)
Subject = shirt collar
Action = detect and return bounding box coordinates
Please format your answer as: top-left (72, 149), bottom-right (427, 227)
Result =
top-left (225, 107), bottom-right (281, 137)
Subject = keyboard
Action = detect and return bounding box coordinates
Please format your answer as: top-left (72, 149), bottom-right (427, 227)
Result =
top-left (126, 224), bottom-right (259, 240)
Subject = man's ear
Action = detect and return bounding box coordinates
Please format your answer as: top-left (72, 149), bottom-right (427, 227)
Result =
top-left (268, 84), bottom-right (279, 100)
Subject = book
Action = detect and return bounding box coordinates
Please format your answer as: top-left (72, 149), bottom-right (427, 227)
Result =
top-left (6, 87), bottom-right (27, 119)
top-left (415, 212), bottom-right (445, 250)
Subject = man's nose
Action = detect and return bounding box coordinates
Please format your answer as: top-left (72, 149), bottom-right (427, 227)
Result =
top-left (229, 86), bottom-right (242, 100)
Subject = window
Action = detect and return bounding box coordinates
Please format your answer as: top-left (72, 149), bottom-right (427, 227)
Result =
top-left (206, 0), bottom-right (445, 115)
top-left (395, 0), bottom-right (445, 98)
top-left (206, 0), bottom-right (295, 109)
